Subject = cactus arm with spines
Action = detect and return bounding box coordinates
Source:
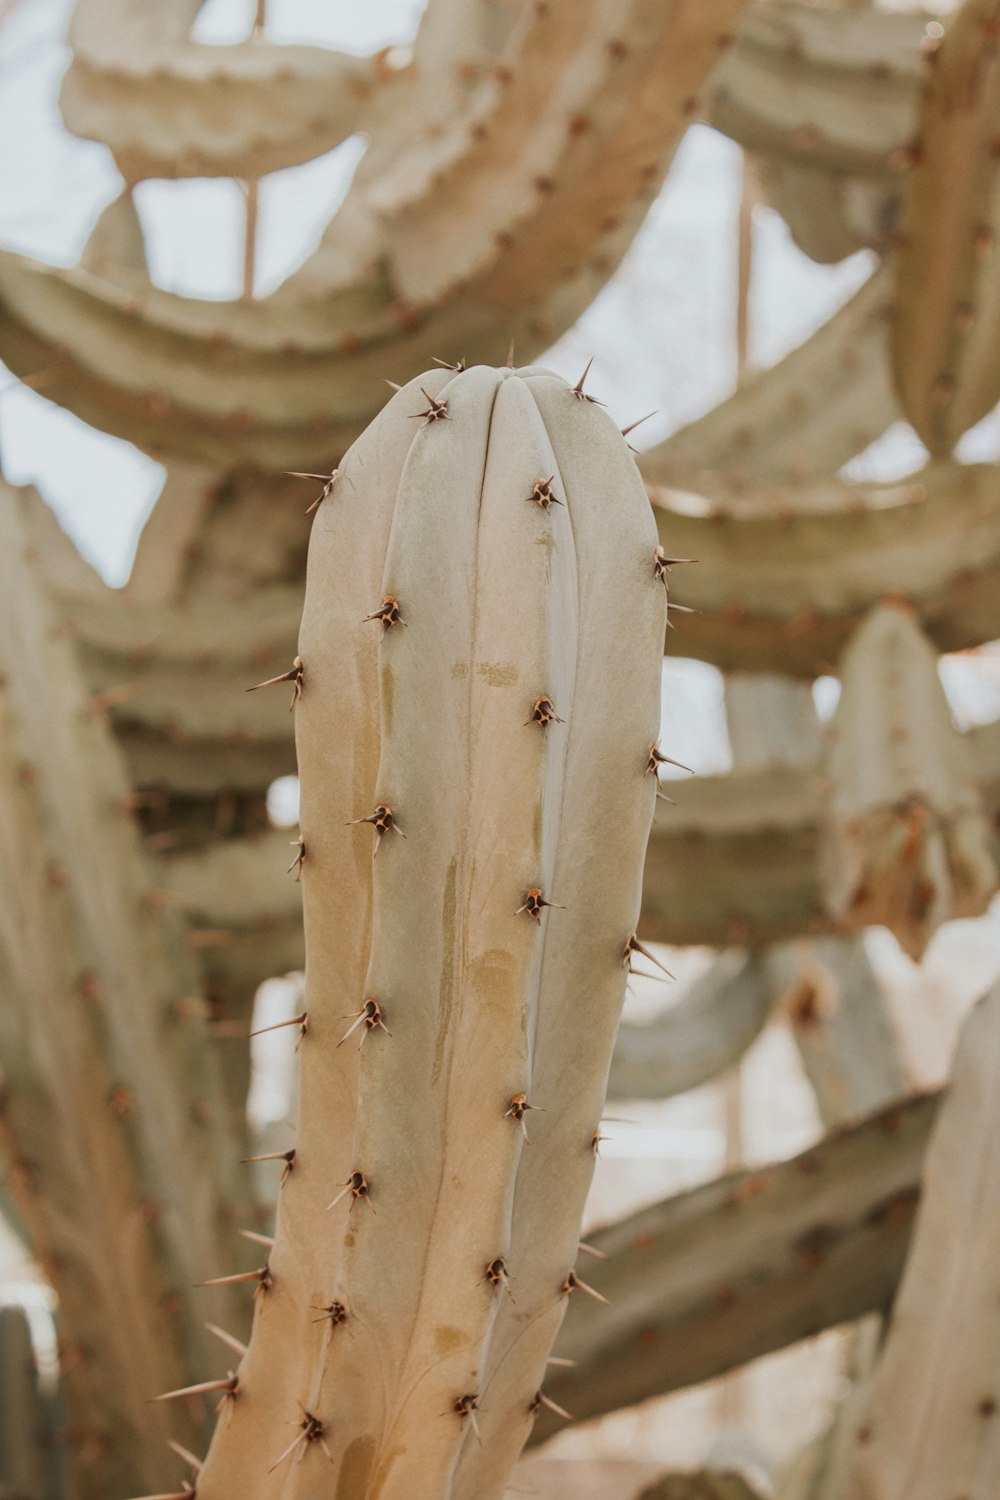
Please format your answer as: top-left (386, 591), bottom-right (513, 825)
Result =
top-left (188, 365), bottom-right (664, 1497)
top-left (892, 0), bottom-right (1000, 455)
top-left (0, 1), bottom-right (742, 468)
top-left (531, 1092), bottom-right (937, 1442)
top-left (0, 498), bottom-right (250, 1499)
top-left (845, 981), bottom-right (1000, 1500)
top-left (639, 266), bottom-right (898, 490)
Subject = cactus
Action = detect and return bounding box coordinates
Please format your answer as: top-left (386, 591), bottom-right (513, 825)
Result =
top-left (844, 980), bottom-right (1000, 1500)
top-left (159, 364), bottom-right (666, 1499)
top-left (0, 1), bottom-right (743, 468)
top-left (707, 2), bottom-right (923, 264)
top-left (0, 494), bottom-right (251, 1498)
top-left (637, 1474), bottom-right (764, 1500)
top-left (639, 266), bottom-right (898, 490)
top-left (820, 600), bottom-right (997, 959)
top-left (531, 1091), bottom-right (936, 1442)
top-left (892, 0), bottom-right (1000, 455)
top-left (0, 1304), bottom-right (56, 1500)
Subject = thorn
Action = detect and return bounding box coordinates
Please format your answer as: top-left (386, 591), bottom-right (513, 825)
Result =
top-left (363, 594), bottom-right (407, 632)
top-left (204, 1322), bottom-right (249, 1359)
top-left (569, 357), bottom-right (603, 404)
top-left (505, 1092), bottom-right (544, 1142)
top-left (237, 1228), bottom-right (275, 1249)
top-left (286, 470), bottom-right (338, 515)
top-left (481, 1256), bottom-right (515, 1301)
top-left (433, 355), bottom-right (467, 371)
top-left (578, 1240), bottom-right (609, 1261)
top-left (515, 887), bottom-right (565, 923)
top-left (122, 1491), bottom-right (194, 1499)
top-left (590, 1127), bottom-right (608, 1157)
top-left (197, 1265), bottom-right (272, 1301)
top-left (311, 1299), bottom-right (349, 1331)
top-left (546, 1355), bottom-right (577, 1367)
top-left (451, 1394), bottom-right (481, 1442)
top-left (154, 1373), bottom-right (238, 1412)
top-left (646, 740), bottom-right (694, 777)
top-left (268, 1410), bottom-right (333, 1472)
top-left (384, 379), bottom-right (403, 391)
top-left (525, 475), bottom-right (563, 509)
top-left (409, 388), bottom-right (450, 425)
top-left (250, 1012), bottom-right (308, 1048)
top-left (621, 411), bottom-right (658, 446)
top-left (338, 997), bottom-right (390, 1048)
top-left (561, 1269), bottom-right (609, 1305)
top-left (167, 1440), bottom-right (203, 1474)
top-left (241, 1148), bottom-right (296, 1186)
top-left (525, 694), bottom-right (564, 731)
top-left (623, 931), bottom-right (674, 980)
top-left (506, 337), bottom-right (516, 367)
top-left (347, 803), bottom-right (404, 856)
top-left (246, 655), bottom-right (304, 711)
top-left (327, 1171), bottom-right (373, 1213)
top-left (287, 836), bottom-right (306, 880)
top-left (530, 1389), bottom-right (573, 1422)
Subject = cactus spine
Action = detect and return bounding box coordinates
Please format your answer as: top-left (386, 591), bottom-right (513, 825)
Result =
top-left (189, 365), bottom-right (665, 1498)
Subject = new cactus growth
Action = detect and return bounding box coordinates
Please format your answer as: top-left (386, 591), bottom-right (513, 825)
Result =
top-left (184, 365), bottom-right (665, 1498)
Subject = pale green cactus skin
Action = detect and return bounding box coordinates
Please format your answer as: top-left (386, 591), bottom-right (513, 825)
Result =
top-left (190, 365), bottom-right (665, 1498)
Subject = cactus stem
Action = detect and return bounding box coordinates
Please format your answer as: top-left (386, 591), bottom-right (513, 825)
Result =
top-left (286, 470), bottom-right (339, 515)
top-left (362, 595), bottom-right (407, 631)
top-left (561, 1269), bottom-right (609, 1305)
top-left (167, 1439), bottom-right (204, 1473)
top-left (197, 1265), bottom-right (272, 1301)
top-left (327, 1171), bottom-right (373, 1213)
top-left (249, 1012), bottom-right (308, 1048)
top-left (347, 803), bottom-right (405, 856)
top-left (432, 356), bottom-right (467, 372)
top-left (525, 476), bottom-right (563, 509)
top-left (505, 1092), bottom-right (544, 1142)
top-left (204, 1321), bottom-right (249, 1359)
top-left (481, 1257), bottom-right (515, 1301)
top-left (646, 740), bottom-right (694, 777)
top-left (569, 356), bottom-right (604, 404)
top-left (578, 1241), bottom-right (609, 1261)
top-left (409, 388), bottom-right (450, 425)
top-left (525, 694), bottom-right (564, 730)
top-left (245, 655), bottom-right (304, 710)
top-left (337, 997), bottom-right (390, 1048)
top-left (153, 1372), bottom-right (239, 1411)
top-left (268, 1409), bottom-right (333, 1472)
top-left (623, 931), bottom-right (675, 980)
top-left (530, 1389), bottom-right (573, 1421)
top-left (241, 1149), bottom-right (296, 1186)
top-left (515, 887), bottom-right (565, 923)
top-left (286, 836), bottom-right (306, 880)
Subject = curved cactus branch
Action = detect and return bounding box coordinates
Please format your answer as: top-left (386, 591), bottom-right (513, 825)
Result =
top-left (0, 0), bottom-right (743, 468)
top-left (530, 1092), bottom-right (938, 1442)
top-left (639, 266), bottom-right (898, 490)
top-left (0, 494), bottom-right (251, 1499)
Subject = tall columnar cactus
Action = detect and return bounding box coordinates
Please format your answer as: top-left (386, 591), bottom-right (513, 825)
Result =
top-left (178, 364), bottom-right (665, 1499)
